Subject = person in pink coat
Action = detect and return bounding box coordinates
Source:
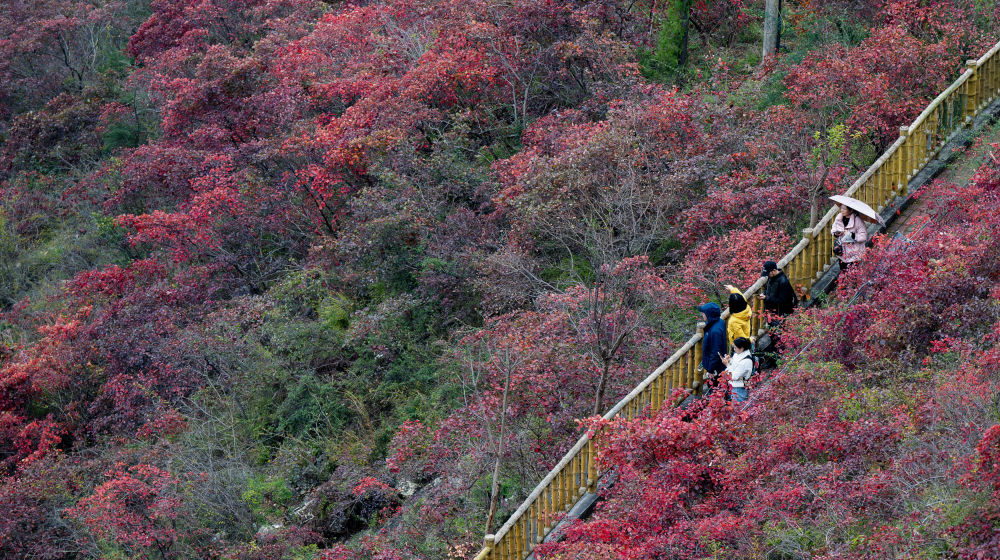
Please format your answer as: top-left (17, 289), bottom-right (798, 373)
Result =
top-left (831, 204), bottom-right (868, 270)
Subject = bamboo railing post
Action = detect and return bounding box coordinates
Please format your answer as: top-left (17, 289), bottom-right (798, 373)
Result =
top-left (965, 60), bottom-right (978, 119)
top-left (530, 503), bottom-right (538, 545)
top-left (555, 468), bottom-right (568, 510)
top-left (586, 441), bottom-right (595, 490)
top-left (520, 521), bottom-right (528, 557)
top-left (752, 291), bottom-right (763, 336)
top-left (990, 55), bottom-right (998, 101)
top-left (694, 322), bottom-right (705, 390)
top-left (921, 122), bottom-right (930, 166)
top-left (967, 59), bottom-right (981, 113)
top-left (987, 56), bottom-right (995, 102)
top-left (929, 105), bottom-right (941, 156)
top-left (890, 145), bottom-right (900, 195)
top-left (874, 169), bottom-right (883, 210)
top-left (676, 356), bottom-right (684, 392)
top-left (802, 228), bottom-right (815, 284)
top-left (563, 469), bottom-right (571, 511)
top-left (484, 534), bottom-right (495, 560)
top-left (679, 348), bottom-right (688, 392)
top-left (898, 127), bottom-right (909, 195)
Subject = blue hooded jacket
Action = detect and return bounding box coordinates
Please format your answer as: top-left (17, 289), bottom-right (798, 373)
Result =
top-left (698, 302), bottom-right (727, 374)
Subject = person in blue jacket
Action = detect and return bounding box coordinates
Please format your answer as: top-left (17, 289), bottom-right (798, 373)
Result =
top-left (698, 302), bottom-right (728, 379)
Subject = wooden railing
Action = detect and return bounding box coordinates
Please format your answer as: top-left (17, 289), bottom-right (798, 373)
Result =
top-left (473, 40), bottom-right (1000, 560)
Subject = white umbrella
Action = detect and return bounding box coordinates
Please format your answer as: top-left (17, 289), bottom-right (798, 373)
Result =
top-left (829, 195), bottom-right (885, 226)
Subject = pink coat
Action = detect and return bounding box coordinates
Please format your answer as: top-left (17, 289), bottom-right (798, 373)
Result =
top-left (831, 213), bottom-right (868, 263)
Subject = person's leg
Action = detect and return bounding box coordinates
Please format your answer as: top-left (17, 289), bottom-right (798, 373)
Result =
top-left (733, 386), bottom-right (749, 403)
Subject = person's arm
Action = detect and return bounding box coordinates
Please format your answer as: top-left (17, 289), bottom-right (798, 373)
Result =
top-left (762, 286), bottom-right (778, 311)
top-left (761, 281), bottom-right (773, 303)
top-left (780, 276), bottom-right (796, 305)
top-left (728, 358), bottom-right (742, 382)
top-left (853, 219), bottom-right (868, 244)
top-left (831, 217), bottom-right (845, 237)
top-left (724, 359), bottom-right (737, 379)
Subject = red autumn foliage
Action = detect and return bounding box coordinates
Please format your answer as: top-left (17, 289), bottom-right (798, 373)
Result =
top-left (538, 144), bottom-right (1000, 560)
top-left (679, 224), bottom-right (793, 303)
top-left (0, 0), bottom-right (998, 557)
top-left (67, 463), bottom-right (184, 555)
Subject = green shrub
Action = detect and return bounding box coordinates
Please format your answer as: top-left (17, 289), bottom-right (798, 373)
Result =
top-left (242, 476), bottom-right (295, 522)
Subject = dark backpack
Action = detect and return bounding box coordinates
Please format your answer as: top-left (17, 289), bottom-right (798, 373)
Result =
top-left (742, 354), bottom-right (759, 381)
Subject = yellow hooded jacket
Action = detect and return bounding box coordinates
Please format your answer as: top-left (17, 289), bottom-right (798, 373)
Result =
top-left (727, 286), bottom-right (752, 350)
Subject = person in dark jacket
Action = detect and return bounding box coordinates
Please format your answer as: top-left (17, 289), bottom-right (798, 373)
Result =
top-left (757, 261), bottom-right (796, 316)
top-left (698, 302), bottom-right (728, 376)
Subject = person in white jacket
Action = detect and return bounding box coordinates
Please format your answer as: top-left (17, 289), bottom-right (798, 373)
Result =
top-left (721, 337), bottom-right (753, 403)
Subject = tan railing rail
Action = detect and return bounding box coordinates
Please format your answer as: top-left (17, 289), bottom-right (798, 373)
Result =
top-left (473, 41), bottom-right (1000, 560)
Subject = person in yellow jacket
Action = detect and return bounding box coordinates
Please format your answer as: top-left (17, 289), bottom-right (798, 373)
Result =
top-left (724, 284), bottom-right (752, 352)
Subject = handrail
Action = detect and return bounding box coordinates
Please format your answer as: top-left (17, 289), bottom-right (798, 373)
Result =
top-left (473, 39), bottom-right (1000, 560)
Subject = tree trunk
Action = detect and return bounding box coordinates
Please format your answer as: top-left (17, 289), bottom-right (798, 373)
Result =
top-left (673, 0), bottom-right (693, 69)
top-left (644, 0), bottom-right (694, 80)
top-left (593, 360), bottom-right (610, 416)
top-left (762, 0), bottom-right (780, 58)
top-left (810, 166), bottom-right (831, 227)
top-left (777, 0), bottom-right (784, 52)
top-left (484, 367), bottom-right (512, 534)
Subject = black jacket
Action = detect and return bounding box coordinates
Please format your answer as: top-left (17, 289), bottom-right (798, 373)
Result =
top-left (763, 271), bottom-right (796, 316)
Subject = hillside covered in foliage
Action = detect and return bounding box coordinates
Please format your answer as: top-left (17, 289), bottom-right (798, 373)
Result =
top-left (1, 1), bottom-right (999, 559)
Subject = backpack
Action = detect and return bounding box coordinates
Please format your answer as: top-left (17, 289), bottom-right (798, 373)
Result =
top-left (742, 354), bottom-right (759, 381)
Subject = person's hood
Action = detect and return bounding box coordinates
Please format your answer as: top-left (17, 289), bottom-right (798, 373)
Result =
top-left (698, 302), bottom-right (721, 322)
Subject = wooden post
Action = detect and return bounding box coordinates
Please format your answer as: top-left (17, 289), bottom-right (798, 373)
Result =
top-left (966, 59), bottom-right (979, 118)
top-left (520, 520), bottom-right (528, 556)
top-left (586, 440), bottom-right (595, 489)
top-left (564, 466), bottom-right (571, 507)
top-left (677, 356), bottom-right (684, 391)
top-left (558, 470), bottom-right (566, 511)
top-left (816, 227), bottom-right (825, 275)
top-left (694, 322), bottom-right (705, 390)
top-left (541, 490), bottom-right (549, 535)
top-left (802, 229), bottom-right (814, 285)
top-left (898, 127), bottom-right (909, 195)
top-left (574, 455), bottom-right (582, 497)
top-left (929, 108), bottom-right (940, 160)
top-left (888, 143), bottom-right (903, 192)
top-left (484, 534), bottom-right (495, 560)
top-left (986, 56), bottom-right (995, 103)
top-left (990, 55), bottom-right (998, 102)
top-left (678, 350), bottom-right (687, 392)
top-left (908, 132), bottom-right (916, 188)
top-left (879, 167), bottom-right (888, 208)
top-left (530, 502), bottom-right (539, 544)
